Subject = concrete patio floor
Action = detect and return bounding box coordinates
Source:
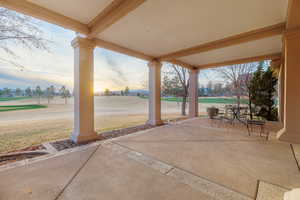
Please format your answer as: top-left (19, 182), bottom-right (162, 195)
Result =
top-left (0, 118), bottom-right (299, 200)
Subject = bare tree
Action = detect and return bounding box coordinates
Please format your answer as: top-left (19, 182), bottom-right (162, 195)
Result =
top-left (45, 85), bottom-right (55, 104)
top-left (59, 86), bottom-right (71, 104)
top-left (162, 64), bottom-right (189, 116)
top-left (35, 85), bottom-right (42, 104)
top-left (215, 63), bottom-right (258, 109)
top-left (0, 8), bottom-right (49, 68)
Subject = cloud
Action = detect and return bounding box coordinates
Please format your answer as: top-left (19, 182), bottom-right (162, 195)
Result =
top-left (0, 18), bottom-right (149, 92)
top-left (105, 54), bottom-right (128, 86)
top-left (0, 69), bottom-right (63, 89)
top-left (1, 11), bottom-right (228, 92)
top-left (93, 48), bottom-right (147, 91)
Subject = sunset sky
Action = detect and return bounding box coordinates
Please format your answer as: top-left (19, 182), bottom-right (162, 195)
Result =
top-left (0, 13), bottom-right (212, 92)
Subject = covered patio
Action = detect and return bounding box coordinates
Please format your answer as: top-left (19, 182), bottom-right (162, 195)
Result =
top-left (1, 118), bottom-right (300, 200)
top-left (0, 0), bottom-right (299, 144)
top-left (1, 0), bottom-right (300, 199)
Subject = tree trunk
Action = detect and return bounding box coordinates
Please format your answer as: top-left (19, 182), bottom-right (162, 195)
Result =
top-left (181, 96), bottom-right (187, 115)
top-left (249, 99), bottom-right (253, 120)
top-left (235, 86), bottom-right (241, 112)
top-left (65, 97), bottom-right (67, 104)
top-left (248, 91), bottom-right (253, 120)
top-left (236, 95), bottom-right (241, 112)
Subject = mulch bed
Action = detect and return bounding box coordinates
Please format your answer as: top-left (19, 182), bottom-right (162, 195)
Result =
top-left (0, 145), bottom-right (47, 166)
top-left (51, 123), bottom-right (156, 151)
top-left (7, 144), bottom-right (45, 154)
top-left (0, 152), bottom-right (48, 166)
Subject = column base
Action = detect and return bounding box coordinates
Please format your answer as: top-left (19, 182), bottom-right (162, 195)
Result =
top-left (147, 119), bottom-right (164, 126)
top-left (188, 114), bottom-right (199, 118)
top-left (277, 128), bottom-right (300, 144)
top-left (71, 131), bottom-right (98, 144)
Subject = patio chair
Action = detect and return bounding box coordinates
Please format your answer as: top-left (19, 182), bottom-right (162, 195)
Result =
top-left (238, 108), bottom-right (249, 124)
top-left (246, 120), bottom-right (269, 140)
top-left (210, 107), bottom-right (233, 128)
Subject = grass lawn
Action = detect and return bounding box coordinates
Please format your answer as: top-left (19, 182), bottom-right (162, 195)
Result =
top-left (0, 97), bottom-right (30, 101)
top-left (0, 104), bottom-right (47, 112)
top-left (200, 98), bottom-right (248, 104)
top-left (139, 96), bottom-right (248, 104)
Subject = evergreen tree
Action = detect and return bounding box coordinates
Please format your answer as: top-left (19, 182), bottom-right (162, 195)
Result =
top-left (248, 63), bottom-right (264, 119)
top-left (25, 87), bottom-right (32, 97)
top-left (104, 88), bottom-right (110, 96)
top-left (124, 86), bottom-right (129, 96)
top-left (2, 88), bottom-right (11, 96)
top-left (249, 65), bottom-right (278, 121)
top-left (258, 67), bottom-right (278, 120)
top-left (15, 88), bottom-right (22, 96)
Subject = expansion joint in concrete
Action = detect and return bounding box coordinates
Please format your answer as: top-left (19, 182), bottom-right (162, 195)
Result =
top-left (54, 144), bottom-right (101, 200)
top-left (290, 144), bottom-right (300, 172)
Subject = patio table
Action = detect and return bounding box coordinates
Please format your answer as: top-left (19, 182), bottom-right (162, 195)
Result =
top-left (225, 105), bottom-right (248, 125)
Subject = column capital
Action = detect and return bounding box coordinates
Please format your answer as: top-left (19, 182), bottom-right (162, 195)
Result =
top-left (283, 27), bottom-right (300, 40)
top-left (189, 68), bottom-right (199, 74)
top-left (71, 37), bottom-right (96, 49)
top-left (270, 58), bottom-right (282, 69)
top-left (148, 59), bottom-right (162, 68)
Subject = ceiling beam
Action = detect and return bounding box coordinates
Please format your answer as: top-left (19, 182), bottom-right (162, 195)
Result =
top-left (162, 59), bottom-right (194, 70)
top-left (196, 53), bottom-right (282, 69)
top-left (95, 39), bottom-right (194, 70)
top-left (286, 0), bottom-right (300, 29)
top-left (88, 0), bottom-right (146, 38)
top-left (0, 0), bottom-right (89, 35)
top-left (95, 38), bottom-right (153, 61)
top-left (159, 23), bottom-right (286, 60)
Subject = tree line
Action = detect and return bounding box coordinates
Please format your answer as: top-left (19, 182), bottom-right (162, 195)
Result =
top-left (103, 86), bottom-right (130, 96)
top-left (0, 85), bottom-right (71, 104)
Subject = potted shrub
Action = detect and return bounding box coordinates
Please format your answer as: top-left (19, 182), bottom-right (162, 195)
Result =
top-left (207, 106), bottom-right (219, 119)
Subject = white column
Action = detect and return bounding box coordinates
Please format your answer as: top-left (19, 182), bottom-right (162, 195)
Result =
top-left (147, 60), bottom-right (163, 125)
top-left (277, 30), bottom-right (300, 143)
top-left (284, 188), bottom-right (300, 200)
top-left (71, 37), bottom-right (97, 143)
top-left (188, 69), bottom-right (199, 118)
top-left (278, 63), bottom-right (285, 123)
top-left (271, 59), bottom-right (284, 123)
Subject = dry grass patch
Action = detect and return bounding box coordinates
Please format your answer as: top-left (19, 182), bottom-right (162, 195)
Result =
top-left (0, 113), bottom-right (181, 153)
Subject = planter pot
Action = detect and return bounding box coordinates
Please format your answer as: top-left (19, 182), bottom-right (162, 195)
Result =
top-left (207, 107), bottom-right (219, 119)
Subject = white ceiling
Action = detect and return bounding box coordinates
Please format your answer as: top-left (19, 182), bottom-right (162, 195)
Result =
top-left (28, 0), bottom-right (113, 24)
top-left (179, 36), bottom-right (282, 66)
top-left (99, 0), bottom-right (288, 57)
